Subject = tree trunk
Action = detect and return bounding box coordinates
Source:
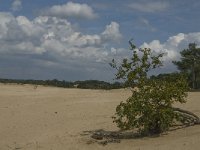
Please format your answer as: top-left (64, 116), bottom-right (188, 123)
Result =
top-left (192, 65), bottom-right (196, 89)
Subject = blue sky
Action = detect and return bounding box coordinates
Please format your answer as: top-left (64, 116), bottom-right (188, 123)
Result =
top-left (0, 0), bottom-right (200, 81)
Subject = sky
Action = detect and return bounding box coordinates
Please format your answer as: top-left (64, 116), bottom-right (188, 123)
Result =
top-left (0, 0), bottom-right (200, 81)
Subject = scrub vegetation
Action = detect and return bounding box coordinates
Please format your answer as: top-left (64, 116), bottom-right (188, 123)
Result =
top-left (110, 41), bottom-right (200, 135)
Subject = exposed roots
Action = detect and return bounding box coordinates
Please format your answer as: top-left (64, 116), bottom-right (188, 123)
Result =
top-left (88, 108), bottom-right (200, 145)
top-left (172, 107), bottom-right (200, 126)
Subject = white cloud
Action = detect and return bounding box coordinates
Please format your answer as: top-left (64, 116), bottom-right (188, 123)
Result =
top-left (138, 32), bottom-right (200, 74)
top-left (0, 9), bottom-right (124, 81)
top-left (11, 0), bottom-right (22, 11)
top-left (101, 22), bottom-right (122, 42)
top-left (41, 2), bottom-right (97, 19)
top-left (0, 12), bottom-right (123, 64)
top-left (65, 32), bottom-right (102, 47)
top-left (111, 47), bottom-right (117, 54)
top-left (2, 10), bottom-right (200, 80)
top-left (0, 12), bottom-right (126, 81)
top-left (141, 32), bottom-right (200, 61)
top-left (129, 1), bottom-right (169, 13)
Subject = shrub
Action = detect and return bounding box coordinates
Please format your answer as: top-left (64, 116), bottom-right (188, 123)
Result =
top-left (110, 41), bottom-right (190, 135)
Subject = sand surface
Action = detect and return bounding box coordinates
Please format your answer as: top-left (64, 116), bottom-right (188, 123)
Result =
top-left (0, 84), bottom-right (200, 150)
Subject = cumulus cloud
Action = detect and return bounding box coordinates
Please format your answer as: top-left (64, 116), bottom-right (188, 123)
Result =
top-left (129, 1), bottom-right (169, 13)
top-left (0, 12), bottom-right (122, 63)
top-left (1, 10), bottom-right (200, 80)
top-left (41, 2), bottom-right (97, 19)
top-left (0, 12), bottom-right (125, 80)
top-left (137, 32), bottom-right (200, 74)
top-left (11, 0), bottom-right (22, 11)
top-left (101, 22), bottom-right (122, 42)
top-left (141, 32), bottom-right (200, 61)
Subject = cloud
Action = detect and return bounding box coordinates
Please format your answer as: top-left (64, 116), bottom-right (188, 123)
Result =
top-left (0, 12), bottom-right (124, 80)
top-left (1, 10), bottom-right (200, 80)
top-left (141, 32), bottom-right (200, 62)
top-left (0, 13), bottom-right (121, 63)
top-left (41, 2), bottom-right (97, 19)
top-left (138, 32), bottom-right (200, 74)
top-left (129, 1), bottom-right (169, 13)
top-left (101, 22), bottom-right (122, 42)
top-left (11, 0), bottom-right (22, 11)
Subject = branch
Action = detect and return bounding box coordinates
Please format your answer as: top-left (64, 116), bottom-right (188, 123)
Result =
top-left (172, 107), bottom-right (200, 125)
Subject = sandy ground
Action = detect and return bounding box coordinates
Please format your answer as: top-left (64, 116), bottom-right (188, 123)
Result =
top-left (0, 84), bottom-right (200, 150)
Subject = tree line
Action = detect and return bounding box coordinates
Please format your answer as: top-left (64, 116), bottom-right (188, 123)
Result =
top-left (0, 78), bottom-right (123, 90)
top-left (0, 43), bottom-right (199, 90)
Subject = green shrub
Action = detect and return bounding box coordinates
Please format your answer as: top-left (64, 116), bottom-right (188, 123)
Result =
top-left (110, 41), bottom-right (189, 135)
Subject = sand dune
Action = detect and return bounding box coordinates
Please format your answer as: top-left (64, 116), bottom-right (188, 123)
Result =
top-left (0, 84), bottom-right (200, 150)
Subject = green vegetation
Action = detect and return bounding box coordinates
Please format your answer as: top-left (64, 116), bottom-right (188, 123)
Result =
top-left (0, 78), bottom-right (123, 90)
top-left (0, 78), bottom-right (74, 88)
top-left (150, 72), bottom-right (183, 81)
top-left (74, 80), bottom-right (122, 89)
top-left (110, 41), bottom-right (200, 135)
top-left (173, 43), bottom-right (200, 89)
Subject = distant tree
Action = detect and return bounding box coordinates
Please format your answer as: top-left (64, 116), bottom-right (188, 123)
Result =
top-left (150, 72), bottom-right (184, 82)
top-left (173, 43), bottom-right (200, 89)
top-left (110, 41), bottom-right (200, 135)
top-left (76, 80), bottom-right (112, 89)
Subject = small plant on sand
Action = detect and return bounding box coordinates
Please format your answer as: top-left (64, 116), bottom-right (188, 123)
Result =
top-left (110, 41), bottom-right (200, 135)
